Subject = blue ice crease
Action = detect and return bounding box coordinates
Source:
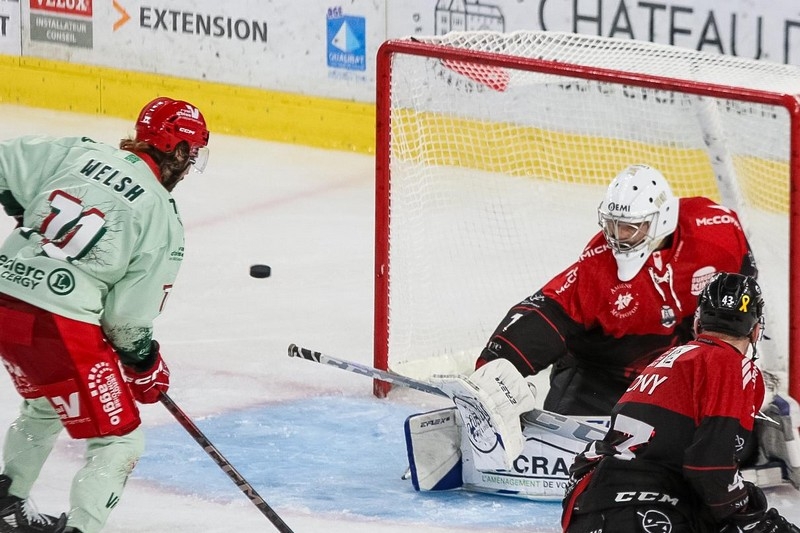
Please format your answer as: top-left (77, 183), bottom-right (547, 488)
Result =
top-left (135, 396), bottom-right (561, 530)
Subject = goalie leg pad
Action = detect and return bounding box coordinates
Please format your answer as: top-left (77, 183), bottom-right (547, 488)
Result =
top-left (404, 407), bottom-right (463, 491)
top-left (461, 414), bottom-right (609, 500)
top-left (755, 394), bottom-right (800, 488)
top-left (432, 359), bottom-right (536, 472)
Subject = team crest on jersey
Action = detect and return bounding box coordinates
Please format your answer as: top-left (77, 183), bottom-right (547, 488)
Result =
top-left (637, 509), bottom-right (672, 533)
top-left (610, 283), bottom-right (639, 319)
top-left (691, 266), bottom-right (717, 295)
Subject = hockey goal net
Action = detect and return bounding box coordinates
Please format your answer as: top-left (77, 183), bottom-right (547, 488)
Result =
top-left (374, 31), bottom-right (800, 399)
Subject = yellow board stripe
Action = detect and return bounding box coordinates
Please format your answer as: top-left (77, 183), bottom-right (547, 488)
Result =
top-left (0, 54), bottom-right (376, 154)
top-left (392, 109), bottom-right (789, 213)
top-left (0, 54), bottom-right (789, 213)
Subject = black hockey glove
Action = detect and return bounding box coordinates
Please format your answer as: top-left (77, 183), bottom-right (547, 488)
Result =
top-left (0, 190), bottom-right (24, 227)
top-left (569, 439), bottom-right (619, 479)
top-left (721, 482), bottom-right (800, 533)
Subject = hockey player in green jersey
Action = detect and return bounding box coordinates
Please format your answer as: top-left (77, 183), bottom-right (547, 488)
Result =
top-left (0, 97), bottom-right (210, 533)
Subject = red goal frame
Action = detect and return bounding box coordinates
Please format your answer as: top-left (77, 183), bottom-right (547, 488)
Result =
top-left (373, 37), bottom-right (800, 400)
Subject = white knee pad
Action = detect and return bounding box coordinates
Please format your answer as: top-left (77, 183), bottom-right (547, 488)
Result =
top-left (432, 359), bottom-right (536, 472)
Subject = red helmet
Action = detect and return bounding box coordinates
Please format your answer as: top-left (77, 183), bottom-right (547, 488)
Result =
top-left (135, 97), bottom-right (210, 171)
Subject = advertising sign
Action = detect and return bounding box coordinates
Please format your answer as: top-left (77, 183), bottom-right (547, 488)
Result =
top-left (0, 0), bottom-right (20, 55)
top-left (387, 0), bottom-right (800, 66)
top-left (327, 6), bottom-right (366, 72)
top-left (29, 0), bottom-right (92, 48)
top-left (12, 0), bottom-right (800, 104)
top-left (20, 0), bottom-right (383, 101)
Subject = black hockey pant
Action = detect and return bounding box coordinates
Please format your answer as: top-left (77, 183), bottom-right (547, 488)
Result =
top-left (565, 505), bottom-right (704, 533)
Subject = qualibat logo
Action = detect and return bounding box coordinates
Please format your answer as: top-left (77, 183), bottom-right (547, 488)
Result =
top-left (327, 6), bottom-right (366, 71)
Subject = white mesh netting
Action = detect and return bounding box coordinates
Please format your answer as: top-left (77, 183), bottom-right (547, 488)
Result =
top-left (377, 31), bottom-right (800, 390)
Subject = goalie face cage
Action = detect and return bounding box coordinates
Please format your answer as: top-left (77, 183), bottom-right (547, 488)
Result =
top-left (373, 31), bottom-right (800, 399)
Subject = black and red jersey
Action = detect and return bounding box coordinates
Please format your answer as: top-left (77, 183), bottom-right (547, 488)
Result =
top-left (478, 197), bottom-right (756, 415)
top-left (562, 334), bottom-right (764, 531)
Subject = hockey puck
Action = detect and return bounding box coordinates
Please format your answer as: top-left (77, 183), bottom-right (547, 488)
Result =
top-left (249, 264), bottom-right (271, 278)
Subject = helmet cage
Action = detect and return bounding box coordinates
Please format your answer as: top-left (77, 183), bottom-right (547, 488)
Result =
top-left (597, 164), bottom-right (679, 281)
top-left (598, 208), bottom-right (660, 255)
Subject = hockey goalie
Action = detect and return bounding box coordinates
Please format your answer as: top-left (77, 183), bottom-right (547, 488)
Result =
top-left (405, 358), bottom-right (607, 500)
top-left (403, 166), bottom-right (800, 500)
top-left (404, 359), bottom-right (609, 501)
top-left (404, 359), bottom-right (800, 501)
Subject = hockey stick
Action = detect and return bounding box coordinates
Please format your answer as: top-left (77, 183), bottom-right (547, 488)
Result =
top-left (287, 344), bottom-right (606, 443)
top-left (159, 392), bottom-right (295, 533)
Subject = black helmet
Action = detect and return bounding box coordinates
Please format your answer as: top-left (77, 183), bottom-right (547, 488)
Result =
top-left (697, 273), bottom-right (764, 338)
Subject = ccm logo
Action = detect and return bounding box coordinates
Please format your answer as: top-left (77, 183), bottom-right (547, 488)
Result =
top-left (615, 491), bottom-right (679, 506)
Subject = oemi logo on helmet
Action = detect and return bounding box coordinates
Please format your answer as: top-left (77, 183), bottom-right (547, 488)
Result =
top-left (606, 202), bottom-right (630, 213)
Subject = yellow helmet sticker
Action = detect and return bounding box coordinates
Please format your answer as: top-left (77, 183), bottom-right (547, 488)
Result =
top-left (739, 295), bottom-right (750, 312)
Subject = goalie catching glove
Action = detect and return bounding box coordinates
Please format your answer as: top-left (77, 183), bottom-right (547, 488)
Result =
top-left (122, 340), bottom-right (170, 403)
top-left (431, 358), bottom-right (536, 472)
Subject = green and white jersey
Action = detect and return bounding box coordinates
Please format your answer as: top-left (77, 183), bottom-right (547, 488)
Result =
top-left (0, 135), bottom-right (184, 365)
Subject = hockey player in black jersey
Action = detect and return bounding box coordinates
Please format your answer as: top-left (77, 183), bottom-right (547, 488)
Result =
top-left (561, 272), bottom-right (799, 533)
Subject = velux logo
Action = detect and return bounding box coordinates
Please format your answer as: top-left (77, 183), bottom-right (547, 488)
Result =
top-left (33, 0), bottom-right (92, 16)
top-left (51, 392), bottom-right (81, 418)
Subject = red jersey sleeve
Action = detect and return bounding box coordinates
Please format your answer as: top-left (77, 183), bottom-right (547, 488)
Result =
top-left (683, 337), bottom-right (764, 521)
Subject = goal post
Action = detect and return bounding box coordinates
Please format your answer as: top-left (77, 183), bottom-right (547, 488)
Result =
top-left (373, 31), bottom-right (800, 399)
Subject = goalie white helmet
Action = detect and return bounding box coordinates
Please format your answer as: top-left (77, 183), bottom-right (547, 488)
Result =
top-left (597, 165), bottom-right (679, 281)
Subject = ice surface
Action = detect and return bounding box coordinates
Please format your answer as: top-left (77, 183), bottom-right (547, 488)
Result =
top-left (0, 104), bottom-right (797, 532)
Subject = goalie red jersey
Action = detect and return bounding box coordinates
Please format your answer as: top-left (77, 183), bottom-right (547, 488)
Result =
top-left (478, 194), bottom-right (756, 416)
